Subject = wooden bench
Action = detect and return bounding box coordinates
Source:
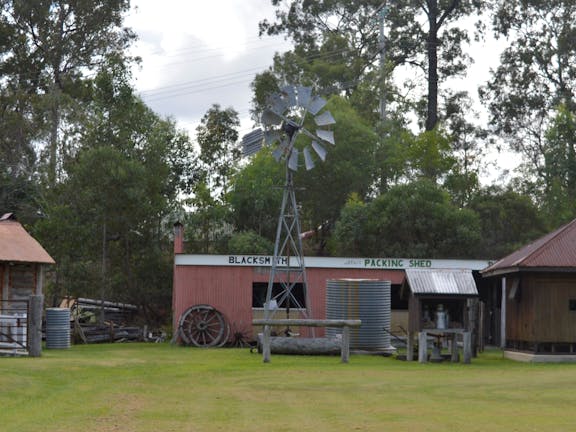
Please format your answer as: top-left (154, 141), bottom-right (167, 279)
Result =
top-left (252, 318), bottom-right (362, 363)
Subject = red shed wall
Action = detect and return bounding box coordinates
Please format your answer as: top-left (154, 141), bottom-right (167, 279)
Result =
top-left (172, 264), bottom-right (404, 335)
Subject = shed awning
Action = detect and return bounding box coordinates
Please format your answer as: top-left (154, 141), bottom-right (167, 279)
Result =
top-left (405, 268), bottom-right (478, 296)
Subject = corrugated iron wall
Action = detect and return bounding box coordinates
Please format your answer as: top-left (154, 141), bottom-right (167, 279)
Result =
top-left (172, 263), bottom-right (404, 341)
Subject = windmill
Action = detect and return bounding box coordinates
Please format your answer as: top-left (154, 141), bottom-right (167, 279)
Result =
top-left (241, 85), bottom-right (336, 326)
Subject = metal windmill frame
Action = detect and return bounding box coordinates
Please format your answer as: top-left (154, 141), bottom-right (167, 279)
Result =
top-left (241, 85), bottom-right (336, 327)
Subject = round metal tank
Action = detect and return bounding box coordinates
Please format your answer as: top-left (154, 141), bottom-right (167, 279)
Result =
top-left (326, 279), bottom-right (391, 351)
top-left (45, 308), bottom-right (71, 349)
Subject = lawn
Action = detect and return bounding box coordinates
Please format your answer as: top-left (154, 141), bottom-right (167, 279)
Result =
top-left (1, 344), bottom-right (575, 431)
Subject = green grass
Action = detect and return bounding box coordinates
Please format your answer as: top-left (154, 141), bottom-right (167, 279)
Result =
top-left (1, 344), bottom-right (576, 431)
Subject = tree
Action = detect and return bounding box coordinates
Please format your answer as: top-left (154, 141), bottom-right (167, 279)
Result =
top-left (481, 0), bottom-right (576, 178)
top-left (330, 193), bottom-right (369, 256)
top-left (228, 230), bottom-right (274, 255)
top-left (0, 170), bottom-right (40, 224)
top-left (468, 186), bottom-right (547, 259)
top-left (0, 0), bottom-right (136, 184)
top-left (228, 148), bottom-right (284, 241)
top-left (33, 65), bottom-right (196, 322)
top-left (339, 179), bottom-right (481, 258)
top-left (258, 0), bottom-right (486, 130)
top-left (295, 96), bottom-right (378, 249)
top-left (195, 104), bottom-right (241, 201)
top-left (538, 104), bottom-right (576, 226)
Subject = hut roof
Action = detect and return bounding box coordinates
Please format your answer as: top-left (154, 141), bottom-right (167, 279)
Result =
top-left (405, 268), bottom-right (478, 296)
top-left (481, 218), bottom-right (576, 277)
top-left (0, 214), bottom-right (55, 264)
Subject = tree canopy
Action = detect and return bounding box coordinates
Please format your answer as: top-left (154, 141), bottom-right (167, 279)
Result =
top-left (2, 0), bottom-right (574, 326)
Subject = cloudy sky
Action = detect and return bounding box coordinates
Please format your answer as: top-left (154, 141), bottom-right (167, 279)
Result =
top-left (125, 0), bottom-right (291, 137)
top-left (124, 1), bottom-right (516, 181)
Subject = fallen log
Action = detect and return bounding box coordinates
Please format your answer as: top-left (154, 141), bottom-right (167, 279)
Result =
top-left (257, 335), bottom-right (341, 356)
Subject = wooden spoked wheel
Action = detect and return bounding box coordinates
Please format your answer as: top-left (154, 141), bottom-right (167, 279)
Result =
top-left (178, 304), bottom-right (229, 347)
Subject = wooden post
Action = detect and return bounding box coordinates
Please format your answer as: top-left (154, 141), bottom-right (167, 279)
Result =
top-left (463, 331), bottom-right (472, 364)
top-left (35, 264), bottom-right (45, 295)
top-left (262, 325), bottom-right (271, 363)
top-left (28, 295), bottom-right (44, 357)
top-left (341, 325), bottom-right (350, 363)
top-left (418, 331), bottom-right (427, 363)
top-left (500, 276), bottom-right (506, 350)
top-left (450, 333), bottom-right (459, 362)
top-left (407, 332), bottom-right (414, 361)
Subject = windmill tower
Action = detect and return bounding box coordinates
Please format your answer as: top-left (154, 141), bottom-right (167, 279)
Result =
top-left (242, 85), bottom-right (336, 326)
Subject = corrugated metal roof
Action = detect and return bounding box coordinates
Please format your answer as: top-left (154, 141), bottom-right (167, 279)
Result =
top-left (0, 218), bottom-right (55, 264)
top-left (405, 268), bottom-right (478, 296)
top-left (481, 218), bottom-right (576, 276)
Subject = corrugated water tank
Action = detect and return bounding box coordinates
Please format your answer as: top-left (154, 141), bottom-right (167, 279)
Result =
top-left (326, 279), bottom-right (391, 351)
top-left (45, 308), bottom-right (71, 349)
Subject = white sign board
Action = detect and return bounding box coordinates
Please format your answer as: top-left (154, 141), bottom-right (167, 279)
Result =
top-left (175, 254), bottom-right (492, 271)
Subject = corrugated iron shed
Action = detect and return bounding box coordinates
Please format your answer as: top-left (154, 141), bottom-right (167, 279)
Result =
top-left (405, 268), bottom-right (478, 296)
top-left (0, 214), bottom-right (55, 264)
top-left (482, 218), bottom-right (576, 277)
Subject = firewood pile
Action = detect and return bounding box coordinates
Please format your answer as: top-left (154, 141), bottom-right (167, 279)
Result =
top-left (59, 297), bottom-right (153, 344)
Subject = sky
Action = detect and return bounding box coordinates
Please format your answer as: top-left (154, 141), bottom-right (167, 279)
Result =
top-left (124, 1), bottom-right (518, 182)
top-left (125, 0), bottom-right (291, 137)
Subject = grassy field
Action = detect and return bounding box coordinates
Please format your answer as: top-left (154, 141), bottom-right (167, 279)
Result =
top-left (1, 344), bottom-right (575, 431)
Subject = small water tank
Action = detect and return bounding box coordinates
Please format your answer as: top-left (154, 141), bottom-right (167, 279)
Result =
top-left (45, 308), bottom-right (71, 349)
top-left (326, 279), bottom-right (391, 351)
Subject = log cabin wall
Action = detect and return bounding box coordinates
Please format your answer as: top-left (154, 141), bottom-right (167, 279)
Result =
top-left (9, 264), bottom-right (36, 302)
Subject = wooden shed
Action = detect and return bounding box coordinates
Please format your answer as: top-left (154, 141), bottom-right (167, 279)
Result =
top-left (0, 213), bottom-right (54, 353)
top-left (172, 223), bottom-right (491, 347)
top-left (0, 213), bottom-right (54, 309)
top-left (403, 268), bottom-right (478, 362)
top-left (481, 218), bottom-right (576, 361)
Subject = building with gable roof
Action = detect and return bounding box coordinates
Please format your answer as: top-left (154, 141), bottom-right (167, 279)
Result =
top-left (482, 218), bottom-right (576, 361)
top-left (0, 213), bottom-right (54, 307)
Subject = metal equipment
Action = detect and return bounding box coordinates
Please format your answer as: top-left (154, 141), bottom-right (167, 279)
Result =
top-left (241, 85), bottom-right (336, 322)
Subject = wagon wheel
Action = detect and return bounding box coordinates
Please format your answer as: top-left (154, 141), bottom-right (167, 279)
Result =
top-left (178, 304), bottom-right (229, 347)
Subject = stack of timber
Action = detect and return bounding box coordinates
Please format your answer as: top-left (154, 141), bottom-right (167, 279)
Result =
top-left (59, 297), bottom-right (144, 344)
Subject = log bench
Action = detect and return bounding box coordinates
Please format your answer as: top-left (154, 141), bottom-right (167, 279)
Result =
top-left (252, 318), bottom-right (362, 363)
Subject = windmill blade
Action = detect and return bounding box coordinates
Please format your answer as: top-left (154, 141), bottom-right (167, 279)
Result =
top-left (241, 128), bottom-right (264, 156)
top-left (272, 147), bottom-right (283, 162)
top-left (316, 129), bottom-right (335, 145)
top-left (272, 138), bottom-right (290, 161)
top-left (267, 92), bottom-right (289, 115)
top-left (261, 109), bottom-right (282, 126)
top-left (288, 148), bottom-right (299, 171)
top-left (264, 129), bottom-right (281, 146)
top-left (303, 147), bottom-right (315, 170)
top-left (308, 96), bottom-right (327, 115)
top-left (314, 110), bottom-right (335, 126)
top-left (297, 86), bottom-right (312, 108)
top-left (311, 140), bottom-right (327, 161)
top-left (281, 85), bottom-right (297, 107)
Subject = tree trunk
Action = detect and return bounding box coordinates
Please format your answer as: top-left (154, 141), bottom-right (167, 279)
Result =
top-left (426, 1), bottom-right (439, 131)
top-left (48, 85), bottom-right (61, 185)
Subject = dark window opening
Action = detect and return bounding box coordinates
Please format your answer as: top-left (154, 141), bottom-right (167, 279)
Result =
top-left (391, 284), bottom-right (408, 309)
top-left (252, 282), bottom-right (305, 309)
top-left (569, 299), bottom-right (576, 311)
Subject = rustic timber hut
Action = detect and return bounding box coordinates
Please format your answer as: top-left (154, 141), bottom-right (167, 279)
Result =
top-left (0, 213), bottom-right (54, 307)
top-left (0, 213), bottom-right (54, 354)
top-left (481, 218), bottom-right (576, 362)
top-left (403, 268), bottom-right (478, 363)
